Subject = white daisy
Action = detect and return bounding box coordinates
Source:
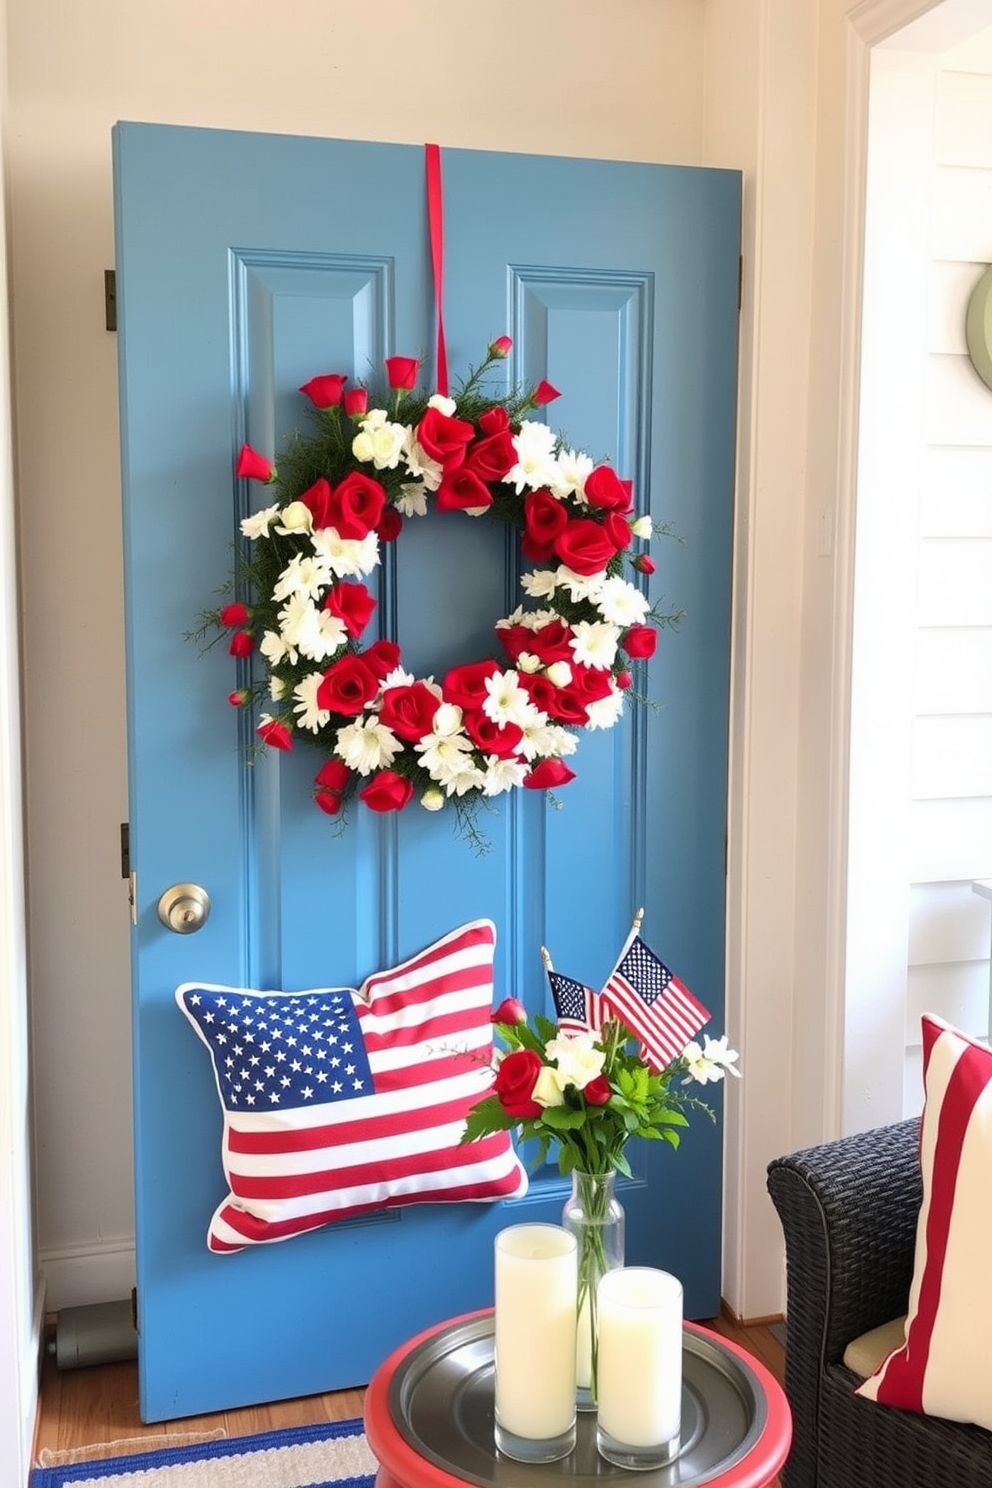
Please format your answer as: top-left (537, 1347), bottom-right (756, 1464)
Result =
top-left (569, 621), bottom-right (620, 670)
top-left (517, 716), bottom-right (562, 762)
top-left (521, 569), bottom-right (559, 600)
top-left (260, 629), bottom-right (293, 666)
top-left (504, 420), bottom-right (559, 494)
top-left (272, 553), bottom-right (333, 604)
top-left (482, 755), bottom-right (529, 796)
top-left (549, 448), bottom-right (594, 502)
top-left (292, 673), bottom-right (331, 733)
top-left (240, 503), bottom-right (280, 540)
top-left (546, 725), bottom-right (578, 756)
top-left (555, 565), bottom-right (606, 603)
top-left (402, 432), bottom-right (443, 491)
top-left (585, 689), bottom-right (626, 731)
top-left (335, 717), bottom-right (401, 775)
top-left (595, 575), bottom-right (651, 627)
top-left (394, 482), bottom-right (430, 516)
top-left (269, 675), bottom-right (286, 700)
top-left (311, 529), bottom-right (380, 578)
top-left (415, 730), bottom-right (476, 787)
top-left (482, 670), bottom-right (534, 728)
top-left (294, 604), bottom-right (348, 664)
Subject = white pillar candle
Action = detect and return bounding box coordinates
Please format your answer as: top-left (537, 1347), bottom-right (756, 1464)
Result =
top-left (596, 1267), bottom-right (683, 1449)
top-left (494, 1224), bottom-right (577, 1442)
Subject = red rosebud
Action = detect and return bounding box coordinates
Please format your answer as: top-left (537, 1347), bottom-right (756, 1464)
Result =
top-left (227, 689), bottom-right (251, 707)
top-left (531, 380), bottom-right (560, 407)
top-left (384, 355), bottom-right (419, 390)
top-left (554, 519), bottom-right (618, 576)
top-left (463, 710), bottom-right (524, 758)
top-left (379, 682), bottom-right (441, 743)
top-left (616, 670), bottom-right (634, 691)
top-left (492, 996), bottom-right (527, 1025)
top-left (622, 625), bottom-right (658, 660)
top-left (325, 581), bottom-right (377, 640)
top-left (493, 1048), bottom-right (543, 1118)
top-left (478, 406), bottom-right (510, 436)
top-left (584, 1075), bottom-right (612, 1106)
top-left (523, 757), bottom-right (577, 791)
top-left (315, 757), bottom-right (352, 793)
top-left (436, 468), bottom-right (493, 512)
top-left (235, 443), bottom-right (274, 482)
top-left (416, 407), bottom-right (474, 468)
top-left (584, 464), bottom-right (632, 512)
top-left (257, 716), bottom-right (292, 750)
top-left (229, 630), bottom-right (255, 658)
top-left (314, 789), bottom-right (344, 817)
top-left (442, 659), bottom-right (500, 710)
top-left (634, 554), bottom-right (656, 575)
top-left (359, 770), bottom-right (415, 813)
top-left (343, 387), bottom-right (369, 417)
top-left (299, 373), bottom-right (347, 408)
top-left (316, 654), bottom-right (381, 715)
top-left (326, 471), bottom-right (387, 541)
top-left (300, 476), bottom-right (333, 530)
top-left (489, 335), bottom-right (513, 358)
top-left (376, 507), bottom-right (403, 542)
top-left (219, 602), bottom-right (250, 627)
top-left (362, 639), bottom-right (402, 680)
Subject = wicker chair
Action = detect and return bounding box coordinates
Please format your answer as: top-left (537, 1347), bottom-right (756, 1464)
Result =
top-left (766, 1118), bottom-right (992, 1488)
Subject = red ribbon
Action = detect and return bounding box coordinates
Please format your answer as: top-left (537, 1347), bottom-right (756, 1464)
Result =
top-left (425, 143), bottom-right (449, 398)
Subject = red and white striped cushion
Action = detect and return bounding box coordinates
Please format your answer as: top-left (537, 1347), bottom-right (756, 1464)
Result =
top-left (177, 919), bottom-right (527, 1251)
top-left (855, 1015), bottom-right (992, 1429)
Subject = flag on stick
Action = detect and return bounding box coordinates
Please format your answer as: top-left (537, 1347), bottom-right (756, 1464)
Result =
top-left (602, 927), bottom-right (710, 1072)
top-left (548, 969), bottom-right (606, 1035)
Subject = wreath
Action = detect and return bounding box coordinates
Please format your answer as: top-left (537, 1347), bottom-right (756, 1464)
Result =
top-left (200, 338), bottom-right (672, 845)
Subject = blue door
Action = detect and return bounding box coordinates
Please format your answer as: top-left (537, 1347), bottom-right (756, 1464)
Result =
top-left (113, 123), bottom-right (740, 1422)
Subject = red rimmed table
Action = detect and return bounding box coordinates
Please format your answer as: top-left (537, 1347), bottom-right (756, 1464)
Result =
top-left (365, 1310), bottom-right (791, 1488)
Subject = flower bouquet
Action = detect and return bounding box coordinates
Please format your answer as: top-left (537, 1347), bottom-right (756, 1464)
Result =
top-left (461, 919), bottom-right (740, 1405)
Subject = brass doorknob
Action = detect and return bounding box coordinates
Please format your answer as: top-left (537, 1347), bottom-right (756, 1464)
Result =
top-left (157, 883), bottom-right (211, 934)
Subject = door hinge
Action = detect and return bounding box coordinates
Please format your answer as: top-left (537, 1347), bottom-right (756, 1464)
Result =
top-left (120, 822), bottom-right (130, 878)
top-left (105, 269), bottom-right (117, 332)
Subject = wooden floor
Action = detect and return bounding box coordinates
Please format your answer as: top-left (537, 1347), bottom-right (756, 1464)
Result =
top-left (33, 1313), bottom-right (785, 1485)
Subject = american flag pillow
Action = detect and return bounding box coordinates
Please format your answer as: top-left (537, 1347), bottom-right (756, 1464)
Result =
top-left (855, 1015), bottom-right (992, 1430)
top-left (176, 919), bottom-right (527, 1252)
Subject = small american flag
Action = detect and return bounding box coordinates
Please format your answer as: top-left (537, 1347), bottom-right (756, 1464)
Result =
top-left (177, 920), bottom-right (527, 1252)
top-left (548, 970), bottom-right (605, 1035)
top-left (602, 934), bottom-right (710, 1073)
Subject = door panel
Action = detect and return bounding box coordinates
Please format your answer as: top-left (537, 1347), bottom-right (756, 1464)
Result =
top-left (113, 122), bottom-right (740, 1420)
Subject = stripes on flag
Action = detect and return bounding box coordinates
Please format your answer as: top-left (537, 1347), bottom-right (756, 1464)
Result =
top-left (602, 934), bottom-right (710, 1073)
top-left (547, 970), bottom-right (605, 1035)
top-left (177, 919), bottom-right (527, 1252)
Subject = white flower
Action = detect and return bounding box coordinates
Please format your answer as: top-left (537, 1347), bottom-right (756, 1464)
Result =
top-left (352, 410), bottom-right (407, 470)
top-left (532, 1067), bottom-right (566, 1108)
top-left (272, 553), bottom-right (333, 603)
top-left (517, 715), bottom-right (561, 761)
top-left (555, 565), bottom-right (606, 603)
top-left (482, 670), bottom-right (534, 728)
top-left (427, 393), bottom-right (457, 417)
top-left (415, 730), bottom-right (475, 788)
top-left (544, 1031), bottom-right (606, 1090)
top-left (521, 569), bottom-right (559, 600)
top-left (570, 620), bottom-right (620, 670)
top-left (260, 629), bottom-right (293, 666)
top-left (402, 433), bottom-right (443, 491)
top-left (585, 689), bottom-right (626, 731)
top-left (595, 575), bottom-right (651, 627)
top-left (504, 420), bottom-right (559, 494)
top-left (682, 1035), bottom-right (742, 1086)
top-left (394, 481), bottom-right (430, 516)
top-left (311, 529), bottom-right (380, 578)
top-left (545, 725), bottom-right (578, 756)
top-left (432, 702), bottom-right (465, 737)
top-left (335, 717), bottom-right (401, 774)
top-left (294, 604), bottom-right (348, 664)
top-left (517, 652), bottom-right (542, 674)
top-left (482, 755), bottom-right (529, 796)
top-left (549, 448), bottom-right (594, 502)
top-left (380, 665), bottom-right (418, 692)
top-left (274, 501), bottom-right (314, 536)
top-left (292, 673), bottom-right (331, 733)
top-left (269, 675), bottom-right (286, 700)
top-left (630, 515), bottom-right (653, 539)
top-left (545, 660), bottom-right (573, 688)
top-left (240, 503), bottom-right (280, 540)
top-left (421, 788), bottom-right (446, 812)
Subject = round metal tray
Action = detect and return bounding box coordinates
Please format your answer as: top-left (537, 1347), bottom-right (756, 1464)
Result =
top-left (387, 1314), bottom-right (767, 1487)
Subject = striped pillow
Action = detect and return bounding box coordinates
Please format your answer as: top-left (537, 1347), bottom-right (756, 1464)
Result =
top-left (177, 919), bottom-right (527, 1251)
top-left (855, 1015), bottom-right (992, 1429)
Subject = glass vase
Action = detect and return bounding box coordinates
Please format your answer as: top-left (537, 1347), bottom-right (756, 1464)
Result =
top-left (561, 1169), bottom-right (625, 1411)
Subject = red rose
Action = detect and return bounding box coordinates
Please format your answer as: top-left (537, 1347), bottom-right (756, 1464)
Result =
top-left (478, 406), bottom-right (510, 436)
top-left (359, 770), bottom-right (414, 813)
top-left (219, 602), bottom-right (249, 627)
top-left (464, 430), bottom-right (517, 483)
top-left (549, 665), bottom-right (613, 724)
top-left (301, 477), bottom-right (333, 529)
top-left (314, 789), bottom-right (344, 816)
top-left (463, 710), bottom-right (523, 758)
top-left (235, 443), bottom-right (273, 482)
top-left (493, 1048), bottom-right (543, 1118)
top-left (436, 469), bottom-right (493, 512)
top-left (524, 758), bottom-right (577, 791)
top-left (584, 1075), bottom-right (612, 1106)
top-left (343, 387), bottom-right (369, 417)
top-left (442, 659), bottom-right (500, 710)
top-left (531, 380), bottom-right (560, 407)
top-left (316, 654), bottom-right (380, 715)
top-left (603, 511), bottom-right (632, 553)
top-left (257, 716), bottom-right (292, 750)
top-left (489, 335), bottom-right (513, 358)
top-left (379, 682), bottom-right (441, 742)
top-left (492, 996), bottom-right (527, 1024)
top-left (362, 639), bottom-right (401, 679)
top-left (314, 758), bottom-right (351, 792)
top-left (524, 490), bottom-right (569, 552)
top-left (377, 508), bottom-right (403, 542)
top-left (496, 624), bottom-right (533, 665)
top-left (634, 554), bottom-right (656, 575)
top-left (229, 630), bottom-right (255, 658)
top-left (518, 672), bottom-right (558, 715)
top-left (299, 373), bottom-right (347, 408)
top-left (584, 465), bottom-right (632, 512)
top-left (554, 519), bottom-right (617, 576)
top-left (326, 472), bottom-right (387, 540)
top-left (325, 581), bottom-right (376, 640)
top-left (528, 619), bottom-right (574, 666)
top-left (416, 407), bottom-right (474, 468)
top-left (622, 624), bottom-right (658, 660)
top-left (385, 355), bottom-right (419, 390)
